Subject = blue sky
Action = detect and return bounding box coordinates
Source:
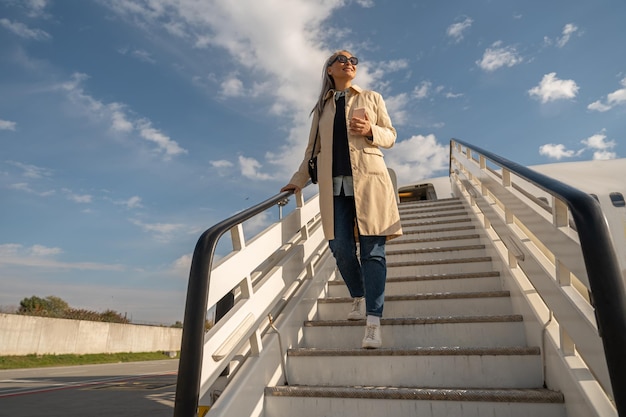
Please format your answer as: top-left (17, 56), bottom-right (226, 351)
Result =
top-left (1, 0), bottom-right (625, 324)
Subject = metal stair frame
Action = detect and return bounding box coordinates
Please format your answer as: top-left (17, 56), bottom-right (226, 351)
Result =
top-left (173, 139), bottom-right (626, 417)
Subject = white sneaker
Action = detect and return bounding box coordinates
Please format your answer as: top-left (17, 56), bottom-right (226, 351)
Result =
top-left (362, 324), bottom-right (382, 349)
top-left (347, 297), bottom-right (365, 320)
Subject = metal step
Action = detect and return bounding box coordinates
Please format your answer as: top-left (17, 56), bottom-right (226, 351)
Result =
top-left (398, 199), bottom-right (464, 212)
top-left (265, 386), bottom-right (565, 417)
top-left (402, 217), bottom-right (475, 231)
top-left (396, 224), bottom-right (479, 241)
top-left (301, 315), bottom-right (526, 349)
top-left (386, 256), bottom-right (494, 277)
top-left (400, 210), bottom-right (471, 224)
top-left (386, 244), bottom-right (488, 262)
top-left (387, 232), bottom-right (482, 250)
top-left (316, 291), bottom-right (513, 320)
top-left (400, 204), bottom-right (467, 216)
top-left (327, 271), bottom-right (502, 297)
top-left (285, 346), bottom-right (543, 388)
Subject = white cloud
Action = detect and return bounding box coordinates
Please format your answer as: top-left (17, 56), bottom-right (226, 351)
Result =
top-left (238, 155), bottom-right (273, 180)
top-left (588, 77), bottom-right (626, 112)
top-left (582, 131), bottom-right (617, 160)
top-left (23, 0), bottom-right (50, 18)
top-left (528, 72), bottom-right (579, 103)
top-left (591, 150), bottom-right (616, 160)
top-left (582, 132), bottom-right (615, 150)
top-left (130, 219), bottom-right (186, 242)
top-left (385, 134), bottom-right (449, 186)
top-left (476, 41), bottom-right (523, 72)
top-left (118, 196), bottom-right (143, 209)
top-left (539, 131), bottom-right (617, 161)
top-left (132, 49), bottom-right (155, 63)
top-left (6, 161), bottom-right (52, 179)
top-left (447, 17), bottom-right (473, 43)
top-left (56, 73), bottom-right (187, 159)
top-left (0, 119), bottom-right (17, 131)
top-left (211, 159), bottom-right (236, 177)
top-left (607, 79), bottom-right (626, 104)
top-left (383, 93), bottom-right (410, 125)
top-left (170, 253), bottom-right (192, 278)
top-left (220, 76), bottom-right (245, 98)
top-left (136, 119), bottom-right (187, 159)
top-left (587, 100), bottom-right (612, 112)
top-left (539, 144), bottom-right (576, 160)
top-left (445, 92), bottom-right (464, 99)
top-left (557, 23), bottom-right (579, 48)
top-left (385, 59), bottom-right (410, 72)
top-left (109, 103), bottom-right (134, 132)
top-left (62, 188), bottom-right (93, 204)
top-left (413, 81), bottom-right (431, 100)
top-left (99, 0), bottom-right (373, 178)
top-left (0, 243), bottom-right (124, 271)
top-left (9, 182), bottom-right (55, 197)
top-left (210, 160), bottom-right (234, 168)
top-left (118, 47), bottom-right (156, 64)
top-left (29, 244), bottom-right (63, 256)
top-left (0, 18), bottom-right (50, 41)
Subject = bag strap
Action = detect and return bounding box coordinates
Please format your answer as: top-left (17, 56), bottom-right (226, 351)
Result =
top-left (310, 125), bottom-right (319, 160)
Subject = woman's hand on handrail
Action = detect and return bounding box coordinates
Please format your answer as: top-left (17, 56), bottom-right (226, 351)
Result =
top-left (281, 183), bottom-right (300, 194)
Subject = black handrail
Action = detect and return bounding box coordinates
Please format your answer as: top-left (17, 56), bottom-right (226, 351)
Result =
top-left (173, 190), bottom-right (294, 417)
top-left (451, 138), bottom-right (626, 416)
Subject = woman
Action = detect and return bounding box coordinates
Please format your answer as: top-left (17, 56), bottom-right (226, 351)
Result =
top-left (281, 50), bottom-right (402, 349)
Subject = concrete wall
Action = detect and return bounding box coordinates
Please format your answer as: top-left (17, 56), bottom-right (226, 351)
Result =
top-left (0, 313), bottom-right (182, 356)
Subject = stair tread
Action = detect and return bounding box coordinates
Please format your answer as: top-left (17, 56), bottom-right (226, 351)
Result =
top-left (387, 233), bottom-right (481, 245)
top-left (400, 204), bottom-right (465, 213)
top-left (329, 271), bottom-right (500, 286)
top-left (265, 385), bottom-right (564, 403)
top-left (305, 314), bottom-right (523, 327)
top-left (399, 198), bottom-right (461, 209)
top-left (403, 218), bottom-right (472, 226)
top-left (319, 290), bottom-right (510, 304)
top-left (401, 211), bottom-right (469, 220)
top-left (387, 244), bottom-right (486, 255)
top-left (387, 256), bottom-right (492, 267)
top-left (400, 225), bottom-right (477, 234)
top-left (287, 346), bottom-right (540, 356)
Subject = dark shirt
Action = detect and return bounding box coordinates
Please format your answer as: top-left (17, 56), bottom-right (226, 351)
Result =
top-left (332, 94), bottom-right (353, 178)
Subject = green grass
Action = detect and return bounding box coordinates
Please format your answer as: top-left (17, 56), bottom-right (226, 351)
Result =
top-left (0, 351), bottom-right (178, 370)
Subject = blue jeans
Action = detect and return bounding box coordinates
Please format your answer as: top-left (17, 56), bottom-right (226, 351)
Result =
top-left (328, 195), bottom-right (387, 317)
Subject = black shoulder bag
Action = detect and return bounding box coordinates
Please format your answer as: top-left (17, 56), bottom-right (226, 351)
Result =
top-left (308, 125), bottom-right (320, 184)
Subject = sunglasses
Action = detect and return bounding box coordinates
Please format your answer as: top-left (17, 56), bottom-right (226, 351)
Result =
top-left (328, 54), bottom-right (359, 66)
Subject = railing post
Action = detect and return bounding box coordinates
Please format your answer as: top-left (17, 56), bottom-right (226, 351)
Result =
top-left (553, 198), bottom-right (569, 228)
top-left (230, 224), bottom-right (246, 251)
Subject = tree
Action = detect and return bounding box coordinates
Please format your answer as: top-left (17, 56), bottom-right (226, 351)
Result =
top-left (99, 309), bottom-right (129, 323)
top-left (44, 295), bottom-right (70, 316)
top-left (17, 295), bottom-right (129, 323)
top-left (19, 295), bottom-right (70, 317)
top-left (19, 296), bottom-right (49, 315)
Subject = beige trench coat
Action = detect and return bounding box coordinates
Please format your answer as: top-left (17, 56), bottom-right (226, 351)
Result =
top-left (288, 85), bottom-right (403, 241)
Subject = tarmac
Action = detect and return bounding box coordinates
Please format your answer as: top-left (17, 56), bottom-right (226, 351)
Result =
top-left (0, 359), bottom-right (179, 417)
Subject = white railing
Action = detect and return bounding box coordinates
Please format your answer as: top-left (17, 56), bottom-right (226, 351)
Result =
top-left (450, 139), bottom-right (625, 417)
top-left (174, 190), bottom-right (333, 416)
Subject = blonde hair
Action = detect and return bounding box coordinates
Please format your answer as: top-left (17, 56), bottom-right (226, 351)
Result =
top-left (311, 50), bottom-right (353, 116)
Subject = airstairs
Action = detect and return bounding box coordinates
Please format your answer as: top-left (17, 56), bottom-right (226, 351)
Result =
top-left (263, 197), bottom-right (566, 417)
top-left (173, 139), bottom-right (625, 417)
